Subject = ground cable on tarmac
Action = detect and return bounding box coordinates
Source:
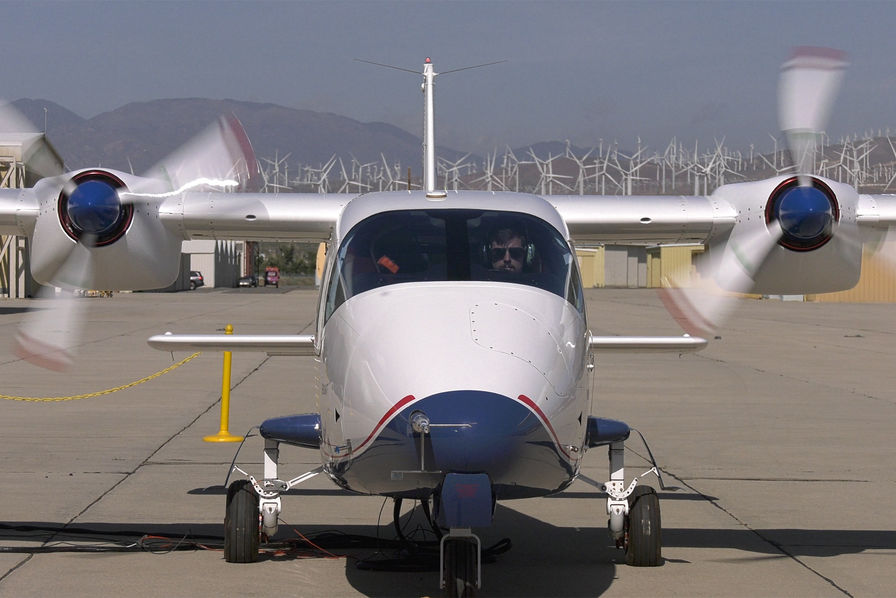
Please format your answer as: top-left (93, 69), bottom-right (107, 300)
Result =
top-left (0, 352), bottom-right (200, 402)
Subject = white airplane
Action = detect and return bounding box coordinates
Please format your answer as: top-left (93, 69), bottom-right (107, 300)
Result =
top-left (2, 49), bottom-right (895, 596)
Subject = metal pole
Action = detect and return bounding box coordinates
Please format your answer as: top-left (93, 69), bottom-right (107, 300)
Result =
top-left (204, 323), bottom-right (243, 442)
top-left (423, 58), bottom-right (437, 193)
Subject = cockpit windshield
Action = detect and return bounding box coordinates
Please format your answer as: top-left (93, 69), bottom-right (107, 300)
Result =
top-left (325, 209), bottom-right (584, 319)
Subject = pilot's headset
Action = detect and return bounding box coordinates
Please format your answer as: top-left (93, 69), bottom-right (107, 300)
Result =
top-left (484, 223), bottom-right (536, 270)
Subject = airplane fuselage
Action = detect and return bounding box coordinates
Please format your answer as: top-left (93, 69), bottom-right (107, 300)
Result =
top-left (313, 191), bottom-right (591, 499)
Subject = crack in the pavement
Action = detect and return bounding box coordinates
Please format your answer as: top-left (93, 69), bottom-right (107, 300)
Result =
top-left (51, 354), bottom-right (272, 535)
top-left (0, 310), bottom-right (316, 586)
top-left (48, 315), bottom-right (316, 540)
top-left (637, 452), bottom-right (857, 598)
top-left (694, 352), bottom-right (896, 407)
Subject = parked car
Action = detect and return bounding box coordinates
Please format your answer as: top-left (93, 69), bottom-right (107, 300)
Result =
top-left (189, 271), bottom-right (204, 290)
top-left (238, 274), bottom-right (258, 287)
top-left (264, 267), bottom-right (280, 288)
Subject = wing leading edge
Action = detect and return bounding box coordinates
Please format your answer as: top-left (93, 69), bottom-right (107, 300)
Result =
top-left (550, 194), bottom-right (735, 245)
top-left (588, 335), bottom-right (707, 353)
top-left (148, 333), bottom-right (317, 356)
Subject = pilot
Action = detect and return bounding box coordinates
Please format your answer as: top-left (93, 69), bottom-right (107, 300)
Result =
top-left (488, 226), bottom-right (527, 273)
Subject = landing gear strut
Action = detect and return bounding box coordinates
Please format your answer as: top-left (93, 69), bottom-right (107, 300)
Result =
top-left (441, 530), bottom-right (480, 598)
top-left (602, 438), bottom-right (663, 566)
top-left (224, 436), bottom-right (323, 562)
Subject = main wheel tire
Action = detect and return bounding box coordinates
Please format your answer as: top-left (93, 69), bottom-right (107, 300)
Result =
top-left (625, 485), bottom-right (662, 566)
top-left (189, 281), bottom-right (196, 290)
top-left (444, 538), bottom-right (477, 597)
top-left (224, 480), bottom-right (260, 563)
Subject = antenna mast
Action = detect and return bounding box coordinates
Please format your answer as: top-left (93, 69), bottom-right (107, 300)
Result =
top-left (422, 57), bottom-right (437, 193)
top-left (354, 57), bottom-right (504, 196)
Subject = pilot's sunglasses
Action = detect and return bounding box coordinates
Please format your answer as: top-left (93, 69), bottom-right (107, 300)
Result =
top-left (490, 246), bottom-right (525, 261)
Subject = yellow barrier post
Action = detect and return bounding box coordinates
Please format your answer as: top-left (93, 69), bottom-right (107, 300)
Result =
top-left (204, 324), bottom-right (243, 442)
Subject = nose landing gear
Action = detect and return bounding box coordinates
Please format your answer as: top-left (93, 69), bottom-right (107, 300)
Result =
top-left (441, 531), bottom-right (480, 597)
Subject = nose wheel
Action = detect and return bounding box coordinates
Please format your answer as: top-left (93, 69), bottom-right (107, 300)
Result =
top-left (224, 479), bottom-right (261, 563)
top-left (442, 534), bottom-right (480, 597)
top-left (623, 485), bottom-right (661, 566)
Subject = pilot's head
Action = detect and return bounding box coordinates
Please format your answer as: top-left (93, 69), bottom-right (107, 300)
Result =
top-left (488, 226), bottom-right (527, 272)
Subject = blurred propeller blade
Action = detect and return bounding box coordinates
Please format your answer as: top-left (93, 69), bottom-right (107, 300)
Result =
top-left (126, 113), bottom-right (258, 201)
top-left (0, 100), bottom-right (40, 135)
top-left (778, 47), bottom-right (847, 186)
top-left (0, 100), bottom-right (67, 180)
top-left (12, 236), bottom-right (95, 371)
top-left (863, 227), bottom-right (896, 273)
top-left (659, 224), bottom-right (784, 337)
top-left (10, 111), bottom-right (257, 370)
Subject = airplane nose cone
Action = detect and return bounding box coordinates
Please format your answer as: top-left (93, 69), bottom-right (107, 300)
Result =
top-left (388, 390), bottom-right (576, 497)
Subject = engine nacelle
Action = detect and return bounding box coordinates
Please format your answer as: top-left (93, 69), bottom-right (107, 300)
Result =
top-left (29, 169), bottom-right (184, 290)
top-left (707, 175), bottom-right (862, 295)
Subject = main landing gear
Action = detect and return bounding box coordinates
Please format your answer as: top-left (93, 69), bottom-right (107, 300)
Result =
top-left (586, 417), bottom-right (664, 566)
top-left (624, 485), bottom-right (661, 566)
top-left (224, 479), bottom-right (260, 563)
top-left (223, 437), bottom-right (322, 563)
top-left (602, 438), bottom-right (663, 566)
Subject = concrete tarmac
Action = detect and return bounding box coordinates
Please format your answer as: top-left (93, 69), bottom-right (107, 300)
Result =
top-left (0, 287), bottom-right (893, 597)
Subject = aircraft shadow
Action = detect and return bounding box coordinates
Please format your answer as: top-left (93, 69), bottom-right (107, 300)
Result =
top-left (3, 514), bottom-right (895, 596)
top-left (0, 306), bottom-right (35, 315)
top-left (546, 491), bottom-right (715, 501)
top-left (187, 485), bottom-right (356, 497)
top-left (342, 504), bottom-right (617, 597)
top-left (189, 486), bottom-right (712, 501)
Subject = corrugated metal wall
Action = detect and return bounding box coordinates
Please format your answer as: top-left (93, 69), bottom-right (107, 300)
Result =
top-left (808, 241), bottom-right (896, 302)
top-left (647, 246), bottom-right (702, 288)
top-left (602, 246), bottom-right (647, 287)
top-left (577, 248), bottom-right (604, 288)
top-left (577, 245), bottom-right (698, 289)
top-left (578, 243), bottom-right (896, 302)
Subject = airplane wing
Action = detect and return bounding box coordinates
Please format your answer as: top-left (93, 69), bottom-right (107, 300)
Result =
top-left (550, 194), bottom-right (734, 245)
top-left (588, 335), bottom-right (707, 353)
top-left (857, 194), bottom-right (896, 229)
top-left (554, 192), bottom-right (896, 246)
top-left (0, 187), bottom-right (38, 237)
top-left (0, 176), bottom-right (354, 290)
top-left (4, 43), bottom-right (896, 359)
top-left (148, 333), bottom-right (317, 356)
top-left (167, 191), bottom-right (349, 242)
top-left (146, 332), bottom-right (707, 356)
top-left (0, 187), bottom-right (350, 241)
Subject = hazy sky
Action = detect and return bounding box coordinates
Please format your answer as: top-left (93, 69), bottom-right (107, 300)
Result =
top-left (3, 0), bottom-right (895, 155)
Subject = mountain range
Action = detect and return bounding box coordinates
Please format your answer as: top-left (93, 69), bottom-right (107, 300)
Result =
top-left (12, 98), bottom-right (895, 196)
top-left (11, 97), bottom-right (473, 176)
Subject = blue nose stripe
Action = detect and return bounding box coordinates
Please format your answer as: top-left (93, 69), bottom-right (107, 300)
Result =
top-left (395, 390), bottom-right (542, 472)
top-left (395, 390), bottom-right (576, 496)
top-left (328, 390), bottom-right (577, 498)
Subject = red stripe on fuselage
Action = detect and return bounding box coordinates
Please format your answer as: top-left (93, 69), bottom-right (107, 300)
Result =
top-left (516, 394), bottom-right (575, 462)
top-left (324, 392), bottom-right (578, 464)
top-left (322, 394), bottom-right (418, 459)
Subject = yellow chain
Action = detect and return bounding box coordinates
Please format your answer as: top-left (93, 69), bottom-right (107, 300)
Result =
top-left (0, 352), bottom-right (201, 402)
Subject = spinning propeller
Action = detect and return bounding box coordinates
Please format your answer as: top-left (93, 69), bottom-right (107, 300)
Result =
top-left (660, 47), bottom-right (849, 336)
top-left (7, 108), bottom-right (258, 370)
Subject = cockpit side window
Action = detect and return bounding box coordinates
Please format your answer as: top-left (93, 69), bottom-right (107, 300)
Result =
top-left (324, 209), bottom-right (580, 320)
top-left (565, 242), bottom-right (586, 316)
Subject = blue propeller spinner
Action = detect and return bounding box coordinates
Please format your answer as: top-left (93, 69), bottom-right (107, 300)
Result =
top-left (766, 176), bottom-right (838, 251)
top-left (58, 171), bottom-right (133, 246)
